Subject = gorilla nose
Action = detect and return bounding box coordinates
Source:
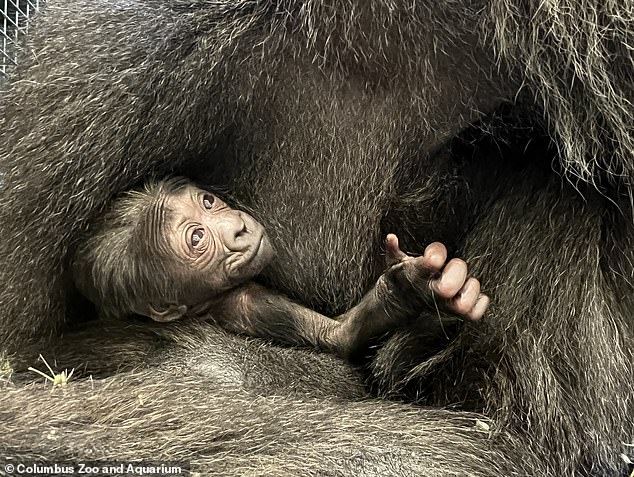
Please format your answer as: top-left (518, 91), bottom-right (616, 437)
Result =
top-left (234, 222), bottom-right (247, 240)
top-left (223, 213), bottom-right (249, 251)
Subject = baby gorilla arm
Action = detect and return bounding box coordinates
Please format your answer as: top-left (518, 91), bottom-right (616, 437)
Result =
top-left (202, 234), bottom-right (489, 360)
top-left (207, 282), bottom-right (373, 358)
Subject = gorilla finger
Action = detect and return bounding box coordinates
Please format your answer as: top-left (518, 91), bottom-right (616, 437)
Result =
top-left (465, 294), bottom-right (490, 321)
top-left (385, 233), bottom-right (407, 266)
top-left (431, 258), bottom-right (468, 299)
top-left (422, 242), bottom-right (447, 272)
top-left (448, 277), bottom-right (481, 315)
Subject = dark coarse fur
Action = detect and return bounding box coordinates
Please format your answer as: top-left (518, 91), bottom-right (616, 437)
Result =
top-left (0, 1), bottom-right (633, 476)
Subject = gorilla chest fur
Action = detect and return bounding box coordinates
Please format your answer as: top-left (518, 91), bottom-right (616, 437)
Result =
top-left (245, 144), bottom-right (397, 315)
top-left (225, 112), bottom-right (448, 313)
top-left (208, 48), bottom-right (501, 313)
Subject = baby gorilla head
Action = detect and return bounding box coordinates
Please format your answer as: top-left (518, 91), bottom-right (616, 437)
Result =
top-left (72, 177), bottom-right (274, 322)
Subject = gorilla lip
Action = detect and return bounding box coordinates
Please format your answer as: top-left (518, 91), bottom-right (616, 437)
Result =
top-left (238, 232), bottom-right (264, 269)
top-left (249, 233), bottom-right (264, 261)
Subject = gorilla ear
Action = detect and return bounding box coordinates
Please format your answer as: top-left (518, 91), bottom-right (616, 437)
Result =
top-left (146, 303), bottom-right (188, 322)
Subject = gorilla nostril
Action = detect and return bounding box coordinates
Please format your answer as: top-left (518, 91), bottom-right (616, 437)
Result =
top-left (235, 223), bottom-right (247, 239)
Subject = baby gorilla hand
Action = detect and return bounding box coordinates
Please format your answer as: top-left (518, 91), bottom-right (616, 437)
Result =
top-left (381, 234), bottom-right (489, 321)
top-left (329, 234), bottom-right (489, 359)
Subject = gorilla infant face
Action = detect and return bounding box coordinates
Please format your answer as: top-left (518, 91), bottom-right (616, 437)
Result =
top-left (164, 185), bottom-right (275, 293)
top-left (71, 179), bottom-right (277, 324)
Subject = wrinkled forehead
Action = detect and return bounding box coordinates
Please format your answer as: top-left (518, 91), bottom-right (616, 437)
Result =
top-left (164, 185), bottom-right (203, 218)
top-left (158, 186), bottom-right (202, 238)
top-left (144, 184), bottom-right (200, 254)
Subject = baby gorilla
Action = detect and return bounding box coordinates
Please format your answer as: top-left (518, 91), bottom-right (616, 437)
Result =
top-left (72, 178), bottom-right (489, 359)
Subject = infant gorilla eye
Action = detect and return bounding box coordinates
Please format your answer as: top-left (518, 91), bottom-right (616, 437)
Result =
top-left (190, 228), bottom-right (205, 248)
top-left (203, 193), bottom-right (215, 210)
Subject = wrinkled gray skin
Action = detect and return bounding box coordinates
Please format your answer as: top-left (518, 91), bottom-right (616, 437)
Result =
top-left (1, 1), bottom-right (634, 476)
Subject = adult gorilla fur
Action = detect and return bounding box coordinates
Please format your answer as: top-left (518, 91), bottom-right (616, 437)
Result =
top-left (1, 0), bottom-right (633, 475)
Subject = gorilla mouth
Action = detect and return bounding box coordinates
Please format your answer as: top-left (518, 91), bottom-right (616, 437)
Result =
top-left (237, 233), bottom-right (264, 270)
top-left (250, 234), bottom-right (264, 260)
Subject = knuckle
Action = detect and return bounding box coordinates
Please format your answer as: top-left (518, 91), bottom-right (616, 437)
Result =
top-left (434, 279), bottom-right (454, 296)
top-left (450, 258), bottom-right (468, 269)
